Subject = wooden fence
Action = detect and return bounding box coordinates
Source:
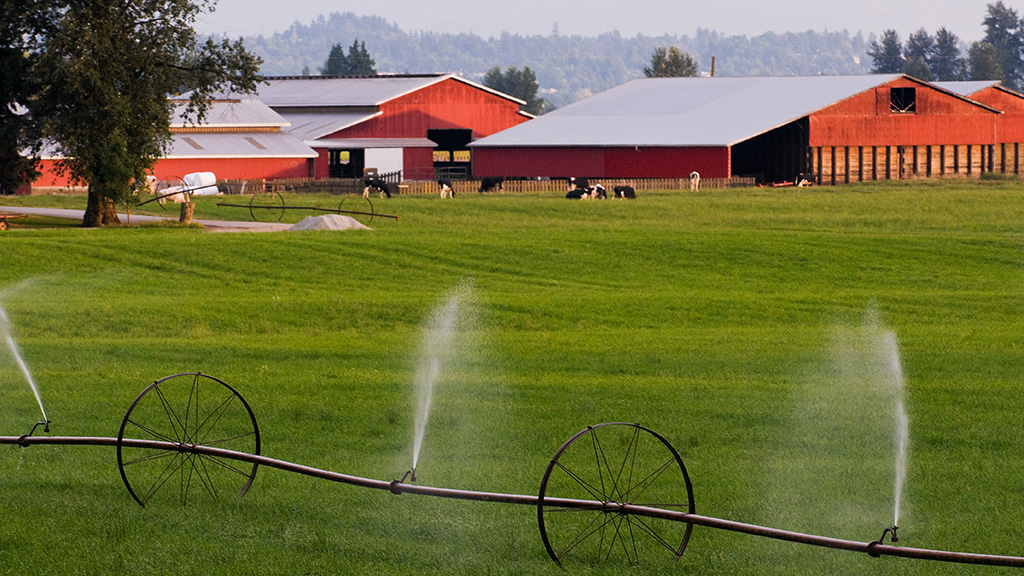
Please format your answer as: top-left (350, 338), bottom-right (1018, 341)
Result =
top-left (218, 176), bottom-right (756, 196)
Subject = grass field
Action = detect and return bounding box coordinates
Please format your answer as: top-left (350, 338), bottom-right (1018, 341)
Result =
top-left (2, 180), bottom-right (1024, 575)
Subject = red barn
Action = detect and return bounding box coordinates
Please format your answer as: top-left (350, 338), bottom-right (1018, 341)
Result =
top-left (33, 99), bottom-right (317, 189)
top-left (253, 74), bottom-right (533, 180)
top-left (937, 80), bottom-right (1024, 174)
top-left (471, 74), bottom-right (1004, 185)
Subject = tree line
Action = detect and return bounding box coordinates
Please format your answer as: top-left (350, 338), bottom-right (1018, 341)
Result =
top-left (868, 1), bottom-right (1024, 89)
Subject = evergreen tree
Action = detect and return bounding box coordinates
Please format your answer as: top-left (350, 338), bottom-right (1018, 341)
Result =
top-left (345, 40), bottom-right (376, 75)
top-left (931, 28), bottom-right (967, 81)
top-left (868, 30), bottom-right (904, 73)
top-left (321, 43), bottom-right (347, 75)
top-left (902, 28), bottom-right (934, 80)
top-left (982, 1), bottom-right (1024, 88)
top-left (320, 39), bottom-right (376, 76)
top-left (968, 41), bottom-right (1004, 80)
top-left (643, 46), bottom-right (699, 77)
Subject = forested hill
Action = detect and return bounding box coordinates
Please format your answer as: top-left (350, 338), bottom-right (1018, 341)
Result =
top-left (244, 12), bottom-right (871, 108)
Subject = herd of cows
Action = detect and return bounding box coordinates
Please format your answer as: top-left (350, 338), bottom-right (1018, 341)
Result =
top-left (361, 176), bottom-right (639, 200)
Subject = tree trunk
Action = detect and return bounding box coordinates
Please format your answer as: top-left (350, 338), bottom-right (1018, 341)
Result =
top-left (82, 186), bottom-right (120, 227)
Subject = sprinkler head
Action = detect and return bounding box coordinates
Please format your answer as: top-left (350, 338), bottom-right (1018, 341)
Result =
top-left (890, 525), bottom-right (899, 543)
top-left (410, 468), bottom-right (416, 482)
top-left (43, 419), bottom-right (50, 433)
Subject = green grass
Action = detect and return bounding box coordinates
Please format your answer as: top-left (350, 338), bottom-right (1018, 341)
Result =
top-left (2, 180), bottom-right (1024, 574)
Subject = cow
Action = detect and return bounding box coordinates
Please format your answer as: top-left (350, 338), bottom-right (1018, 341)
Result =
top-left (590, 184), bottom-right (607, 199)
top-left (566, 177), bottom-right (594, 199)
top-left (363, 177), bottom-right (392, 198)
top-left (613, 185), bottom-right (636, 199)
top-left (478, 177), bottom-right (504, 193)
top-left (689, 171), bottom-right (700, 191)
top-left (438, 178), bottom-right (454, 198)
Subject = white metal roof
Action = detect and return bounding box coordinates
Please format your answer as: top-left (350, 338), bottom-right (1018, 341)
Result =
top-left (275, 111), bottom-right (381, 140)
top-left (932, 81), bottom-right (1001, 97)
top-left (305, 138), bottom-right (437, 149)
top-left (252, 74), bottom-right (524, 108)
top-left (167, 132), bottom-right (316, 159)
top-left (472, 75), bottom-right (926, 148)
top-left (171, 99), bottom-right (289, 129)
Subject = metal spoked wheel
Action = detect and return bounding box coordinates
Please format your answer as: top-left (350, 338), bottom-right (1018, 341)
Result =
top-left (116, 372), bottom-right (261, 507)
top-left (538, 422), bottom-right (695, 567)
top-left (153, 176), bottom-right (187, 210)
top-left (249, 191), bottom-right (285, 222)
top-left (339, 194), bottom-right (374, 225)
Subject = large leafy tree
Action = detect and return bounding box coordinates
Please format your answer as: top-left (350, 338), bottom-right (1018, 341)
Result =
top-left (0, 0), bottom-right (51, 195)
top-left (867, 30), bottom-right (904, 74)
top-left (643, 46), bottom-right (698, 78)
top-left (902, 28), bottom-right (934, 80)
top-left (22, 0), bottom-right (261, 227)
top-left (482, 65), bottom-right (550, 115)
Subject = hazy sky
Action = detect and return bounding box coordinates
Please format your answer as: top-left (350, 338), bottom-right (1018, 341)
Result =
top-left (197, 0), bottom-right (997, 41)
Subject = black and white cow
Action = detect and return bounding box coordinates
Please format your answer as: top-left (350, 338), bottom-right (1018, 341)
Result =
top-left (614, 185), bottom-right (636, 199)
top-left (478, 177), bottom-right (504, 193)
top-left (438, 178), bottom-right (454, 198)
top-left (363, 177), bottom-right (393, 198)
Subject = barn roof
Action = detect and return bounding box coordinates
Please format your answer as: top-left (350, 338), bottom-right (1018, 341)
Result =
top-left (932, 80), bottom-right (1002, 97)
top-left (167, 132), bottom-right (317, 159)
top-left (254, 74), bottom-right (525, 108)
top-left (471, 74), bottom-right (978, 149)
top-left (171, 99), bottom-right (289, 129)
top-left (277, 111), bottom-right (382, 141)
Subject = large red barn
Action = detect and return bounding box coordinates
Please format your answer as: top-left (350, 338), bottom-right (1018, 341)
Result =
top-left (253, 74), bottom-right (533, 180)
top-left (471, 74), bottom-right (1005, 184)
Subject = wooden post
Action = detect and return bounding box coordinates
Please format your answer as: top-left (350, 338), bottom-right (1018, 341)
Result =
top-left (180, 200), bottom-right (194, 224)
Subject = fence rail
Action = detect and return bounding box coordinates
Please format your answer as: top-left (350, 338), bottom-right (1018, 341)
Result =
top-left (218, 176), bottom-right (757, 196)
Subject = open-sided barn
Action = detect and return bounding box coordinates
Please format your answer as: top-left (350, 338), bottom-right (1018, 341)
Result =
top-left (470, 74), bottom-right (1006, 185)
top-left (254, 74), bottom-right (533, 181)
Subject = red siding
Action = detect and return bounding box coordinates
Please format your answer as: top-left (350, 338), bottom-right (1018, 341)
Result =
top-left (332, 78), bottom-right (529, 140)
top-left (473, 146), bottom-right (730, 179)
top-left (968, 87), bottom-right (1024, 143)
top-left (810, 78), bottom-right (998, 147)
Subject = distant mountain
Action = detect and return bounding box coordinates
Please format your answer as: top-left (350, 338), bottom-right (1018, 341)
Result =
top-left (243, 12), bottom-right (871, 109)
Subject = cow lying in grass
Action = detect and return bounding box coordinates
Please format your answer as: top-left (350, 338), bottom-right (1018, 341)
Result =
top-left (614, 185), bottom-right (636, 199)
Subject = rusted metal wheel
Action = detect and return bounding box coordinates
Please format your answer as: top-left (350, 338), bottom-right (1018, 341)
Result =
top-left (538, 422), bottom-right (694, 567)
top-left (152, 176), bottom-right (187, 210)
top-left (339, 194), bottom-right (374, 225)
top-left (116, 373), bottom-right (261, 507)
top-left (249, 191), bottom-right (285, 222)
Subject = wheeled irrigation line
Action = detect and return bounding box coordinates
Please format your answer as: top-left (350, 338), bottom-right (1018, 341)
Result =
top-left (216, 202), bottom-right (399, 221)
top-left (3, 434), bottom-right (1024, 568)
top-left (3, 372), bottom-right (1024, 569)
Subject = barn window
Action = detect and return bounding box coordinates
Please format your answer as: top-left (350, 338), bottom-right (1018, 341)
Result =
top-left (890, 88), bottom-right (916, 114)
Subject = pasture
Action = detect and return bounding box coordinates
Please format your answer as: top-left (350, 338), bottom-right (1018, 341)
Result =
top-left (1, 180), bottom-right (1024, 575)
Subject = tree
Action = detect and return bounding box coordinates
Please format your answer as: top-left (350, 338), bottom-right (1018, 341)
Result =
top-left (26, 0), bottom-right (262, 226)
top-left (983, 0), bottom-right (1024, 88)
top-left (931, 28), bottom-right (967, 81)
top-left (482, 65), bottom-right (550, 115)
top-left (968, 41), bottom-right (1004, 80)
top-left (0, 0), bottom-right (51, 195)
top-left (867, 30), bottom-right (904, 73)
top-left (643, 46), bottom-right (699, 77)
top-left (320, 39), bottom-right (376, 76)
top-left (902, 28), bottom-right (934, 80)
top-left (321, 43), bottom-right (347, 75)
